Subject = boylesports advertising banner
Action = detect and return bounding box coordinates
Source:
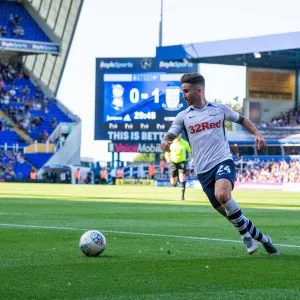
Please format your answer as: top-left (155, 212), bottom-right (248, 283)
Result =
top-left (116, 179), bottom-right (154, 186)
top-left (0, 38), bottom-right (60, 55)
top-left (247, 69), bottom-right (295, 100)
top-left (155, 179), bottom-right (201, 188)
top-left (236, 182), bottom-right (300, 192)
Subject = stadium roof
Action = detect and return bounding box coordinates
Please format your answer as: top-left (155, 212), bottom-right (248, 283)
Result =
top-left (156, 31), bottom-right (300, 69)
top-left (24, 0), bottom-right (84, 95)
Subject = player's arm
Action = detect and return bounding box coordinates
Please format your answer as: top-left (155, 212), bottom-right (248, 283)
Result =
top-left (161, 132), bottom-right (177, 153)
top-left (161, 111), bottom-right (184, 153)
top-left (236, 115), bottom-right (266, 150)
top-left (222, 104), bottom-right (266, 151)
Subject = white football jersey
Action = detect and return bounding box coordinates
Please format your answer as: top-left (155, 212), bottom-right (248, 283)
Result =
top-left (168, 102), bottom-right (239, 174)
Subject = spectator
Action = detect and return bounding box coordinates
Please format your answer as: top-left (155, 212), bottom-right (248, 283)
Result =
top-left (9, 86), bottom-right (16, 97)
top-left (21, 85), bottom-right (30, 94)
top-left (8, 13), bottom-right (15, 26)
top-left (42, 130), bottom-right (49, 141)
top-left (159, 158), bottom-right (168, 175)
top-left (85, 171), bottom-right (92, 184)
top-left (30, 169), bottom-right (37, 180)
top-left (14, 14), bottom-right (22, 24)
top-left (100, 168), bottom-right (108, 184)
top-left (50, 117), bottom-right (57, 128)
top-left (12, 25), bottom-right (24, 37)
top-left (110, 168), bottom-right (117, 185)
top-left (75, 168), bottom-right (81, 184)
top-left (0, 26), bottom-right (7, 36)
top-left (60, 172), bottom-right (66, 183)
top-left (117, 168), bottom-right (123, 179)
top-left (148, 163), bottom-right (156, 179)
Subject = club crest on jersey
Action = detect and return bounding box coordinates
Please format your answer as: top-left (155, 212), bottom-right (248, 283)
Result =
top-left (208, 109), bottom-right (217, 116)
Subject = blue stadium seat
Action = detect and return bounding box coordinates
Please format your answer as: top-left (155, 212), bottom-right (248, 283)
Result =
top-left (0, 130), bottom-right (22, 146)
top-left (0, 2), bottom-right (50, 42)
top-left (24, 153), bottom-right (52, 168)
top-left (13, 161), bottom-right (32, 178)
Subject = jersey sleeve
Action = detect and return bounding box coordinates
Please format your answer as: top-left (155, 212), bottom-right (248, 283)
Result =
top-left (168, 111), bottom-right (184, 137)
top-left (221, 104), bottom-right (239, 122)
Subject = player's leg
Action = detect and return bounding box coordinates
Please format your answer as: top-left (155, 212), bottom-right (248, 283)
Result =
top-left (199, 164), bottom-right (278, 255)
top-left (214, 181), bottom-right (279, 255)
top-left (213, 160), bottom-right (259, 254)
top-left (215, 178), bottom-right (258, 254)
top-left (178, 162), bottom-right (187, 200)
top-left (202, 187), bottom-right (261, 235)
top-left (216, 204), bottom-right (273, 246)
top-left (169, 163), bottom-right (178, 187)
top-left (214, 160), bottom-right (279, 255)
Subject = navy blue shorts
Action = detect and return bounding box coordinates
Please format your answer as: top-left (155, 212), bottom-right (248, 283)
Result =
top-left (197, 159), bottom-right (236, 209)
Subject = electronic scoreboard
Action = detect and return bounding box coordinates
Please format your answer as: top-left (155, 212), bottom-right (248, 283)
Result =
top-left (95, 57), bottom-right (198, 142)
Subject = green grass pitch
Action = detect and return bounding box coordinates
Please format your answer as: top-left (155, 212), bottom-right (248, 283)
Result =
top-left (1, 183), bottom-right (300, 299)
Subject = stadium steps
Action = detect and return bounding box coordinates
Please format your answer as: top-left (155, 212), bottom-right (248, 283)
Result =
top-left (0, 109), bottom-right (33, 144)
top-left (22, 155), bottom-right (38, 172)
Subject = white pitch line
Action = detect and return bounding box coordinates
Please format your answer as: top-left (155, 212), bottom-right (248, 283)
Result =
top-left (0, 223), bottom-right (299, 249)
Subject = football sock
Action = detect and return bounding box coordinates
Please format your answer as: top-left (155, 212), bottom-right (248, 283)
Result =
top-left (181, 181), bottom-right (186, 198)
top-left (243, 217), bottom-right (268, 243)
top-left (223, 198), bottom-right (250, 238)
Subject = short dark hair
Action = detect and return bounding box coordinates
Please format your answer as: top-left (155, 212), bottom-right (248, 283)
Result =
top-left (180, 73), bottom-right (205, 87)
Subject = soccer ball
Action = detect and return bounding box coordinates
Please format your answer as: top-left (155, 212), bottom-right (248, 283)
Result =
top-left (79, 230), bottom-right (106, 257)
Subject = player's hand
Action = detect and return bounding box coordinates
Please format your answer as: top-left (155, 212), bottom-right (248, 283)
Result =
top-left (254, 133), bottom-right (266, 150)
top-left (161, 141), bottom-right (172, 153)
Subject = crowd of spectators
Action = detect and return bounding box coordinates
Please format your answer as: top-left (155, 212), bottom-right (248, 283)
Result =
top-left (0, 149), bottom-right (27, 179)
top-left (0, 62), bottom-right (59, 141)
top-left (151, 156), bottom-right (300, 184)
top-left (260, 106), bottom-right (300, 128)
top-left (235, 158), bottom-right (300, 183)
top-left (0, 12), bottom-right (24, 37)
top-left (0, 117), bottom-right (14, 131)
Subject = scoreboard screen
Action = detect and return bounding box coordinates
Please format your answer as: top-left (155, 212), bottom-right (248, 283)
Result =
top-left (95, 58), bottom-right (198, 142)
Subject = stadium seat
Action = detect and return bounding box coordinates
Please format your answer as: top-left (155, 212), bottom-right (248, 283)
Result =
top-left (24, 153), bottom-right (53, 169)
top-left (0, 2), bottom-right (50, 42)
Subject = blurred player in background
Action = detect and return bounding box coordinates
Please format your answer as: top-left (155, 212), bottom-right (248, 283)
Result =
top-left (161, 73), bottom-right (279, 255)
top-left (165, 134), bottom-right (191, 200)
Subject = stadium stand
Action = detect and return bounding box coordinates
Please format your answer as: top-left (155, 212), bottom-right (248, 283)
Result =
top-left (24, 152), bottom-right (52, 169)
top-left (236, 158), bottom-right (300, 183)
top-left (0, 0), bottom-right (82, 182)
top-left (122, 156), bottom-right (300, 185)
top-left (1, 60), bottom-right (72, 144)
top-left (0, 60), bottom-right (74, 177)
top-left (0, 149), bottom-right (32, 179)
top-left (0, 1), bottom-right (50, 42)
top-left (261, 106), bottom-right (300, 127)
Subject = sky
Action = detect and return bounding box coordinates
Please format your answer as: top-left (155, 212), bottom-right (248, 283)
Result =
top-left (57, 0), bottom-right (300, 163)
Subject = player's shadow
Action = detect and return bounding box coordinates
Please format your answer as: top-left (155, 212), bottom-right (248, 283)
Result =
top-left (82, 254), bottom-right (118, 259)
